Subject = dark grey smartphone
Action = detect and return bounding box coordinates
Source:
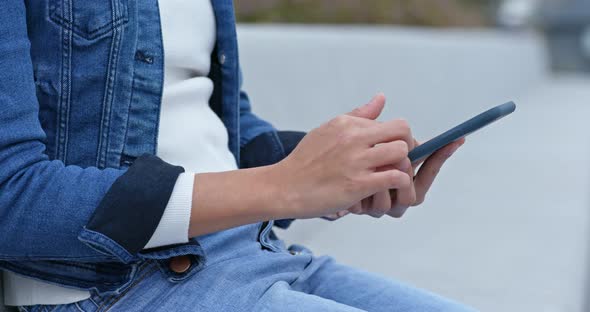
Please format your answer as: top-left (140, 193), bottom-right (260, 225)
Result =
top-left (408, 101), bottom-right (516, 163)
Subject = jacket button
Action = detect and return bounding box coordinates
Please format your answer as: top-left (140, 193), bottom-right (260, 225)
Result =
top-left (218, 53), bottom-right (226, 65)
top-left (169, 256), bottom-right (191, 274)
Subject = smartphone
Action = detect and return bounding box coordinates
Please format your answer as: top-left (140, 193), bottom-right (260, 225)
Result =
top-left (408, 101), bottom-right (516, 163)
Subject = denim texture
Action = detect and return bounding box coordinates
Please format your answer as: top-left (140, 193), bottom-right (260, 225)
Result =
top-left (18, 224), bottom-right (478, 312)
top-left (0, 0), bottom-right (303, 294)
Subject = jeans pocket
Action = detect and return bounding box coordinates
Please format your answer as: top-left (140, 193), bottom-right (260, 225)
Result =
top-left (257, 221), bottom-right (282, 252)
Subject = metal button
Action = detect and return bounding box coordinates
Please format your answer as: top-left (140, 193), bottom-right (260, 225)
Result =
top-left (169, 256), bottom-right (191, 273)
top-left (218, 53), bottom-right (226, 65)
top-left (289, 250), bottom-right (301, 256)
top-left (134, 50), bottom-right (154, 64)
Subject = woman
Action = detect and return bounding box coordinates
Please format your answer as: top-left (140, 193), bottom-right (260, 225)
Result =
top-left (0, 0), bottom-right (472, 311)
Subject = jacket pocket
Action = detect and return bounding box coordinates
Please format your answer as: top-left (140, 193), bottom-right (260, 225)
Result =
top-left (48, 0), bottom-right (129, 40)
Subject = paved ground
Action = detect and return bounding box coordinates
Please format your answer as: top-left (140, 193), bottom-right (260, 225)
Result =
top-left (239, 25), bottom-right (590, 311)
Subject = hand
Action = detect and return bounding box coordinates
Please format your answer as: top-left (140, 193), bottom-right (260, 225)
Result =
top-left (389, 137), bottom-right (464, 217)
top-left (325, 137), bottom-right (465, 220)
top-left (272, 93), bottom-right (414, 220)
top-left (187, 93), bottom-right (458, 238)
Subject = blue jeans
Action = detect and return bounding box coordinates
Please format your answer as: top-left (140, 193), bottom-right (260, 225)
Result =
top-left (20, 222), bottom-right (477, 312)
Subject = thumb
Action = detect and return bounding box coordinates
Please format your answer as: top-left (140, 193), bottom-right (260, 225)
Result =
top-left (347, 93), bottom-right (386, 120)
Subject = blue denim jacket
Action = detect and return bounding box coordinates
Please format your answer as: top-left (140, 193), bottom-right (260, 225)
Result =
top-left (0, 0), bottom-right (303, 294)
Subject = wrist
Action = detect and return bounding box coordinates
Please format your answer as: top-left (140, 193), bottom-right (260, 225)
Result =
top-left (263, 162), bottom-right (303, 220)
top-left (253, 163), bottom-right (293, 220)
top-left (187, 164), bottom-right (300, 238)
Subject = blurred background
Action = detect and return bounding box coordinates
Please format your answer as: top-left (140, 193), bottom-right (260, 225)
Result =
top-left (233, 0), bottom-right (590, 311)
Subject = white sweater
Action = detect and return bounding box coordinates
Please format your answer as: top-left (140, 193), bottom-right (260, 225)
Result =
top-left (3, 0), bottom-right (236, 306)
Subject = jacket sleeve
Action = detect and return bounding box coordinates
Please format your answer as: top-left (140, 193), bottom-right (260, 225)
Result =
top-left (237, 70), bottom-right (306, 229)
top-left (237, 70), bottom-right (306, 169)
top-left (0, 0), bottom-right (183, 264)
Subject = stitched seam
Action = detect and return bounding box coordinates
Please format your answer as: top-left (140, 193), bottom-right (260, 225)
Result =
top-left (151, 1), bottom-right (165, 155)
top-left (88, 297), bottom-right (100, 309)
top-left (98, 264), bottom-right (158, 312)
top-left (0, 262), bottom-right (125, 288)
top-left (96, 0), bottom-right (121, 168)
top-left (48, 0), bottom-right (129, 40)
top-left (0, 254), bottom-right (115, 261)
top-left (104, 0), bottom-right (123, 166)
top-left (118, 0), bottom-right (139, 164)
top-left (49, 15), bottom-right (129, 39)
top-left (93, 261), bottom-right (150, 310)
top-left (28, 261), bottom-right (129, 275)
top-left (55, 0), bottom-right (72, 162)
top-left (62, 0), bottom-right (72, 163)
top-left (74, 303), bottom-right (85, 312)
top-left (119, 73), bottom-right (137, 162)
top-left (52, 1), bottom-right (63, 160)
top-left (95, 0), bottom-right (115, 168)
top-left (78, 228), bottom-right (135, 263)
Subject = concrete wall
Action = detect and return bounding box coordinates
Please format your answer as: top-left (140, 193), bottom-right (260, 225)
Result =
top-left (238, 25), bottom-right (590, 311)
top-left (237, 25), bottom-right (548, 137)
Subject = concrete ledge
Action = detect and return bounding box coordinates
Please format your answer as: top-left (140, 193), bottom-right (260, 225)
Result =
top-left (238, 24), bottom-right (548, 136)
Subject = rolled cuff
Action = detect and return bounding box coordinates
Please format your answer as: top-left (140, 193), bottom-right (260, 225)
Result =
top-left (78, 154), bottom-right (184, 263)
top-left (144, 172), bottom-right (193, 249)
top-left (240, 131), bottom-right (306, 169)
top-left (276, 131), bottom-right (306, 156)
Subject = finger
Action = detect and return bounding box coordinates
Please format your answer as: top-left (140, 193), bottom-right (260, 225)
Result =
top-left (347, 93), bottom-right (386, 120)
top-left (389, 167), bottom-right (416, 212)
top-left (389, 153), bottom-right (416, 217)
top-left (324, 209), bottom-right (351, 221)
top-left (361, 196), bottom-right (373, 213)
top-left (323, 214), bottom-right (340, 221)
top-left (337, 210), bottom-right (351, 218)
top-left (376, 157), bottom-right (410, 173)
top-left (348, 202), bottom-right (364, 215)
top-left (362, 119), bottom-right (414, 148)
top-left (368, 169), bottom-right (412, 193)
top-left (414, 138), bottom-right (465, 205)
top-left (388, 205), bottom-right (410, 218)
top-left (366, 190), bottom-right (392, 218)
top-left (364, 141), bottom-right (409, 169)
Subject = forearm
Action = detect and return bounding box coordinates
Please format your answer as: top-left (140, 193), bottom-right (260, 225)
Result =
top-left (189, 165), bottom-right (287, 237)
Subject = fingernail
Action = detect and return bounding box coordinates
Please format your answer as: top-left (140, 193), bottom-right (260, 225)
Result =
top-left (371, 92), bottom-right (385, 102)
top-left (337, 210), bottom-right (350, 218)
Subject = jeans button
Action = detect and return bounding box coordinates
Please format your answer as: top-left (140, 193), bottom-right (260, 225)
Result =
top-left (289, 250), bottom-right (301, 256)
top-left (169, 256), bottom-right (191, 273)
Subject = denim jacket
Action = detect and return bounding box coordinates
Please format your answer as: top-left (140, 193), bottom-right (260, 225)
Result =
top-left (0, 0), bottom-right (304, 294)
